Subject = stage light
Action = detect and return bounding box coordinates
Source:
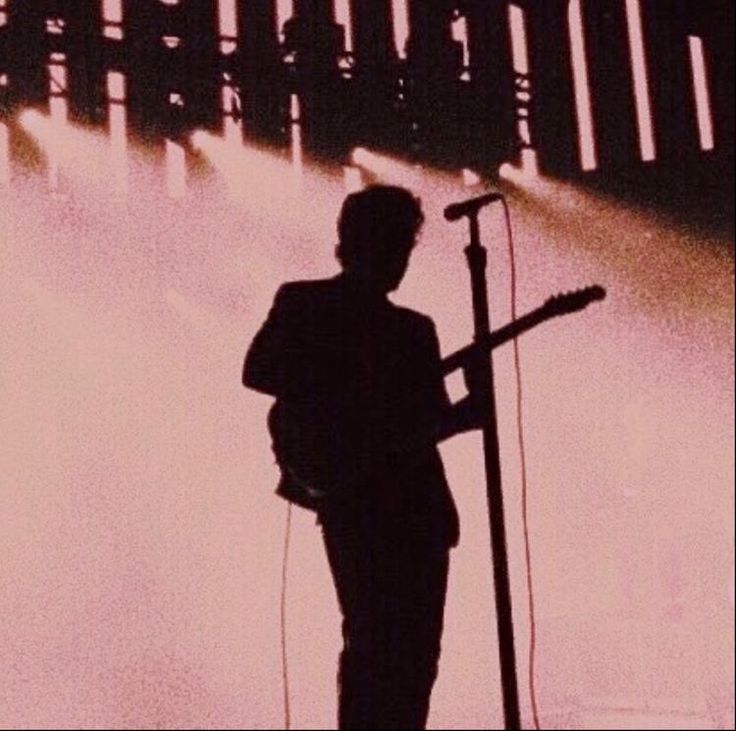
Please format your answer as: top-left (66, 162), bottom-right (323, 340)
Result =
top-left (688, 36), bottom-right (715, 152)
top-left (218, 0), bottom-right (238, 40)
top-left (290, 94), bottom-right (303, 177)
top-left (391, 0), bottom-right (409, 58)
top-left (499, 148), bottom-right (539, 185)
top-left (166, 139), bottom-right (186, 199)
top-left (335, 0), bottom-right (354, 55)
top-left (568, 0), bottom-right (598, 171)
top-left (462, 169), bottom-right (482, 187)
top-left (508, 5), bottom-right (529, 76)
top-left (343, 166), bottom-right (363, 192)
top-left (276, 0), bottom-right (293, 41)
top-left (350, 147), bottom-right (420, 187)
top-left (102, 0), bottom-right (124, 39)
top-left (350, 147), bottom-right (369, 166)
top-left (17, 108), bottom-right (137, 200)
top-left (19, 108), bottom-right (43, 131)
top-left (451, 13), bottom-right (471, 81)
top-left (190, 129), bottom-right (299, 204)
top-left (190, 129), bottom-right (208, 152)
top-left (107, 71), bottom-right (128, 193)
top-left (625, 0), bottom-right (656, 162)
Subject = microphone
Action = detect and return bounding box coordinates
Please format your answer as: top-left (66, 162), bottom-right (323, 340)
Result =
top-left (444, 192), bottom-right (505, 222)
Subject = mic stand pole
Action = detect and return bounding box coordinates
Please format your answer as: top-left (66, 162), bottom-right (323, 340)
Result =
top-left (463, 211), bottom-right (522, 730)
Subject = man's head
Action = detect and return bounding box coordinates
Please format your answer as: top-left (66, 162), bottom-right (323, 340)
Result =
top-left (336, 185), bottom-right (424, 293)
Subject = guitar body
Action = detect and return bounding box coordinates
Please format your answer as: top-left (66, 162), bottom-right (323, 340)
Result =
top-left (268, 400), bottom-right (367, 510)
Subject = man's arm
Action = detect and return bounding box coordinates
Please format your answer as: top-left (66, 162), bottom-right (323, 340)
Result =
top-left (242, 285), bottom-right (292, 396)
top-left (421, 319), bottom-right (484, 445)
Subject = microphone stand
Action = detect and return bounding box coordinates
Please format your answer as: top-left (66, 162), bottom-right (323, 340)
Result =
top-left (463, 211), bottom-right (522, 730)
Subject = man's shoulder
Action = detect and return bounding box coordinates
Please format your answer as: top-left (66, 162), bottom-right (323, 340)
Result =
top-left (275, 278), bottom-right (338, 305)
top-left (390, 303), bottom-right (437, 337)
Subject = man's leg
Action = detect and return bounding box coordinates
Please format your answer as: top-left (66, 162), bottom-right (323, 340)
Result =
top-left (322, 518), bottom-right (450, 730)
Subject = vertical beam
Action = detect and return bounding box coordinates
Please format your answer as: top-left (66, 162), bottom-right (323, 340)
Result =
top-left (638, 0), bottom-right (699, 163)
top-left (348, 0), bottom-right (399, 148)
top-left (581, 0), bottom-right (639, 170)
top-left (350, 0), bottom-right (395, 71)
top-left (404, 0), bottom-right (463, 163)
top-left (124, 0), bottom-right (219, 139)
top-left (236, 0), bottom-right (283, 140)
top-left (463, 0), bottom-right (517, 169)
top-left (63, 0), bottom-right (105, 123)
top-left (693, 0), bottom-right (733, 162)
top-left (285, 0), bottom-right (346, 154)
top-left (6, 1), bottom-right (46, 110)
top-left (405, 0), bottom-right (456, 83)
top-left (525, 0), bottom-right (579, 176)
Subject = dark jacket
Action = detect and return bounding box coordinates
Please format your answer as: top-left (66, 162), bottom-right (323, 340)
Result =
top-left (244, 276), bottom-right (459, 547)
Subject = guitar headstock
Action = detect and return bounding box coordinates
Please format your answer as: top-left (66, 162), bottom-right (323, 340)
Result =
top-left (543, 285), bottom-right (607, 316)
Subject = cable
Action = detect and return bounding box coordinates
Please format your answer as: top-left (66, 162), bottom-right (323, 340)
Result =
top-left (281, 503), bottom-right (293, 730)
top-left (501, 199), bottom-right (542, 731)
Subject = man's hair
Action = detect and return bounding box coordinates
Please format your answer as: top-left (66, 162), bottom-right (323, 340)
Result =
top-left (336, 185), bottom-right (424, 268)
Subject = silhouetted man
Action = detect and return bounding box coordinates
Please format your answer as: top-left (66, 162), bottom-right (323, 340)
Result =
top-left (243, 186), bottom-right (482, 730)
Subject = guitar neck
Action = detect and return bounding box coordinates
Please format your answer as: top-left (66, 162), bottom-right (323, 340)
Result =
top-left (441, 306), bottom-right (553, 376)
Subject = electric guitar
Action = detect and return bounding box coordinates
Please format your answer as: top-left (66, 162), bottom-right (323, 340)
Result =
top-left (271, 285), bottom-right (606, 511)
top-left (441, 285), bottom-right (606, 376)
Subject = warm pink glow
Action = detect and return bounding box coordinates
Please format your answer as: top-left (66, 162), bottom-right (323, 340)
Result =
top-left (165, 139), bottom-right (186, 199)
top-left (221, 84), bottom-right (242, 143)
top-left (106, 71), bottom-right (127, 157)
top-left (47, 58), bottom-right (69, 191)
top-left (220, 38), bottom-right (237, 55)
top-left (192, 130), bottom-right (302, 204)
top-left (351, 146), bottom-right (420, 187)
top-left (499, 148), bottom-right (539, 184)
top-left (102, 0), bottom-right (123, 23)
top-left (392, 0), bottom-right (409, 59)
top-left (625, 0), bottom-right (656, 161)
top-left (276, 0), bottom-right (293, 39)
top-left (343, 165), bottom-right (363, 192)
top-left (106, 71), bottom-right (126, 103)
top-left (0, 141), bottom-right (732, 730)
top-left (217, 0), bottom-right (238, 39)
top-left (49, 96), bottom-right (68, 122)
top-left (518, 118), bottom-right (532, 146)
top-left (688, 36), bottom-right (715, 152)
top-left (290, 94), bottom-right (303, 175)
top-left (104, 25), bottom-right (123, 40)
top-left (568, 0), bottom-right (598, 172)
top-left (46, 18), bottom-right (66, 36)
top-left (109, 105), bottom-right (127, 194)
top-left (107, 71), bottom-right (128, 193)
top-left (48, 60), bottom-right (68, 97)
top-left (334, 0), bottom-right (354, 54)
top-left (0, 121), bottom-right (8, 184)
top-left (109, 105), bottom-right (127, 149)
top-left (462, 168), bottom-right (481, 187)
top-left (508, 4), bottom-right (529, 76)
top-left (451, 14), bottom-right (470, 79)
top-left (18, 108), bottom-right (43, 132)
top-left (19, 110), bottom-right (113, 184)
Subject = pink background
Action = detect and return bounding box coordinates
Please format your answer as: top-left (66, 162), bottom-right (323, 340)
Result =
top-left (1, 129), bottom-right (734, 729)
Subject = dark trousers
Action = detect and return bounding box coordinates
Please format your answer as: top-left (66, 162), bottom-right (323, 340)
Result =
top-left (322, 515), bottom-right (450, 730)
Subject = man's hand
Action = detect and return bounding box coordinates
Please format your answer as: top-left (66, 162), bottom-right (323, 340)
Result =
top-left (462, 358), bottom-right (487, 404)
